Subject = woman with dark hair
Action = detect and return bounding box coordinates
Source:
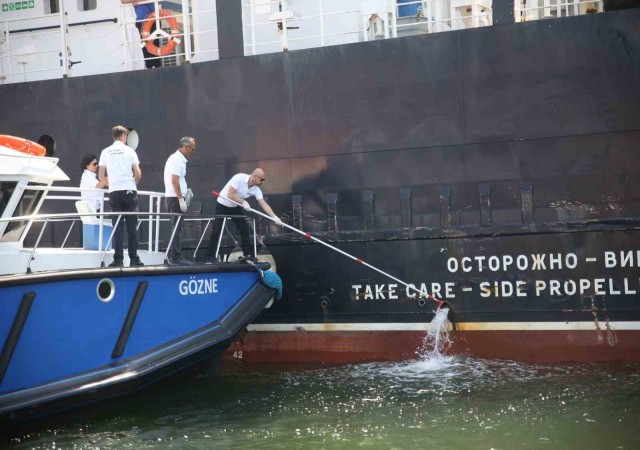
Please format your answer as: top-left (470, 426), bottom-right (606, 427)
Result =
top-left (80, 154), bottom-right (108, 212)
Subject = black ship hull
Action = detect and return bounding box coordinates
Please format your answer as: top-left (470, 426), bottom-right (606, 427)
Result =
top-left (1, 8), bottom-right (640, 362)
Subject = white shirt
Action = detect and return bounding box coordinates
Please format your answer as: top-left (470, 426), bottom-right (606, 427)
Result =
top-left (164, 150), bottom-right (188, 197)
top-left (80, 169), bottom-right (104, 211)
top-left (98, 140), bottom-right (139, 192)
top-left (218, 173), bottom-right (263, 208)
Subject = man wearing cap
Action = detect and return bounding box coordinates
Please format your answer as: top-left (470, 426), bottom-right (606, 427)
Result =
top-left (164, 137), bottom-right (195, 265)
top-left (206, 168), bottom-right (281, 264)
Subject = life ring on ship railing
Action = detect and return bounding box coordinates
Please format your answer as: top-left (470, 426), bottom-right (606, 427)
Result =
top-left (141, 9), bottom-right (181, 57)
top-left (0, 135), bottom-right (46, 156)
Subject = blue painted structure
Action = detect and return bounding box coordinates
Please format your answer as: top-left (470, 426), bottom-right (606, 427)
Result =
top-left (0, 264), bottom-right (278, 424)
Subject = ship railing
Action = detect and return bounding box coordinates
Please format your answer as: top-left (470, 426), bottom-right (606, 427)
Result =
top-left (0, 0), bottom-right (219, 84)
top-left (120, 0), bottom-right (219, 69)
top-left (243, 0), bottom-right (363, 54)
top-left (17, 185), bottom-right (165, 253)
top-left (389, 0), bottom-right (492, 38)
top-left (241, 0), bottom-right (494, 53)
top-left (18, 185), bottom-right (261, 261)
top-left (0, 209), bottom-right (260, 273)
top-left (0, 10), bottom-right (69, 84)
top-left (514, 0), bottom-right (603, 22)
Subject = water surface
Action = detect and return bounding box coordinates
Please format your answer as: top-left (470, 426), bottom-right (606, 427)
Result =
top-left (4, 357), bottom-right (639, 449)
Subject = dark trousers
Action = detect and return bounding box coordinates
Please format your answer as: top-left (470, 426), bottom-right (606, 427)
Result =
top-left (109, 190), bottom-right (139, 261)
top-left (207, 203), bottom-right (253, 258)
top-left (136, 22), bottom-right (162, 69)
top-left (166, 197), bottom-right (184, 260)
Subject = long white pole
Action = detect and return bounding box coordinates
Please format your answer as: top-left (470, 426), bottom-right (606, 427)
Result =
top-left (212, 191), bottom-right (441, 306)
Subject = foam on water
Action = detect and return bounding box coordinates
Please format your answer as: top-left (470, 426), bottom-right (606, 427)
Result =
top-left (368, 307), bottom-right (459, 381)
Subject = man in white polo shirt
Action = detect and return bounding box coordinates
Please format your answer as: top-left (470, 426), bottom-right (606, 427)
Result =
top-left (206, 168), bottom-right (282, 264)
top-left (98, 125), bottom-right (143, 267)
top-left (163, 136), bottom-right (195, 265)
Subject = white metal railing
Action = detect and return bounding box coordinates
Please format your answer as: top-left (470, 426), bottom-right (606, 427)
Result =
top-left (514, 0), bottom-right (603, 22)
top-left (13, 185), bottom-right (164, 253)
top-left (0, 11), bottom-right (68, 83)
top-left (0, 210), bottom-right (260, 273)
top-left (0, 0), bottom-right (219, 84)
top-left (0, 0), bottom-right (611, 84)
top-left (243, 0), bottom-right (362, 54)
top-left (390, 0), bottom-right (492, 37)
top-left (121, 0), bottom-right (218, 69)
top-left (242, 0), bottom-right (494, 55)
top-left (0, 183), bottom-right (261, 273)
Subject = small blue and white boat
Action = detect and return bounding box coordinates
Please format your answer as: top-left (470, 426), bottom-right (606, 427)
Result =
top-left (0, 140), bottom-right (280, 425)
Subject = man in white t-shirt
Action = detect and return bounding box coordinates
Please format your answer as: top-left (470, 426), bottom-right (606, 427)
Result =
top-left (163, 136), bottom-right (195, 265)
top-left (98, 125), bottom-right (143, 267)
top-left (206, 168), bottom-right (282, 264)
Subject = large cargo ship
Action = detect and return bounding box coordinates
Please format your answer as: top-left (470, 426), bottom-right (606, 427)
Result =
top-left (1, 0), bottom-right (639, 363)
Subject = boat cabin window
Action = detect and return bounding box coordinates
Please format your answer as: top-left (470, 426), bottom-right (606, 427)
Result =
top-left (1, 182), bottom-right (46, 242)
top-left (0, 182), bottom-right (17, 218)
top-left (78, 0), bottom-right (97, 11)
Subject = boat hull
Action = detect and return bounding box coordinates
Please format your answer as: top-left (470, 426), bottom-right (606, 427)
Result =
top-left (0, 263), bottom-right (276, 425)
top-left (223, 227), bottom-right (640, 363)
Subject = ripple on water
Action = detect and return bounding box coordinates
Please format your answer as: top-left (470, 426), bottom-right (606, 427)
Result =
top-left (4, 354), bottom-right (640, 449)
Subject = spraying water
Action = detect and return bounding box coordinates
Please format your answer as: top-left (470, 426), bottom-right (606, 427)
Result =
top-left (379, 306), bottom-right (455, 379)
top-left (416, 307), bottom-right (452, 359)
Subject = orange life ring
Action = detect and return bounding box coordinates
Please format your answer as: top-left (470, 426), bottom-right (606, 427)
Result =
top-left (140, 9), bottom-right (180, 57)
top-left (0, 135), bottom-right (46, 156)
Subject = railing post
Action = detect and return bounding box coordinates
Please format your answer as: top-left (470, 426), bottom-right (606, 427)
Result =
top-left (121, 3), bottom-right (130, 71)
top-left (59, 3), bottom-right (69, 78)
top-left (157, 196), bottom-right (162, 252)
top-left (252, 218), bottom-right (257, 256)
top-left (362, 15), bottom-right (368, 42)
top-left (148, 195), bottom-right (154, 253)
top-left (319, 0), bottom-right (325, 46)
top-left (164, 215), bottom-right (182, 262)
top-left (250, 0), bottom-right (257, 55)
top-left (281, 0), bottom-right (289, 51)
top-left (182, 0), bottom-right (192, 63)
top-left (27, 218), bottom-right (50, 273)
top-left (215, 218), bottom-right (227, 259)
top-left (2, 20), bottom-right (13, 83)
top-left (390, 4), bottom-right (397, 38)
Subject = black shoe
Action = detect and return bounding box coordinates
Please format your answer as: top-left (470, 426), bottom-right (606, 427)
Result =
top-left (238, 255), bottom-right (258, 263)
top-left (204, 256), bottom-right (215, 265)
top-left (167, 258), bottom-right (193, 266)
top-left (108, 259), bottom-right (124, 268)
top-left (130, 258), bottom-right (144, 267)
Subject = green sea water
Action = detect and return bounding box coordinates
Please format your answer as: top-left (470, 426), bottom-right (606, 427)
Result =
top-left (3, 357), bottom-right (639, 449)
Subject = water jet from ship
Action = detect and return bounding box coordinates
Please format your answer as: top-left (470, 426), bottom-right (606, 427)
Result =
top-left (417, 307), bottom-right (452, 360)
